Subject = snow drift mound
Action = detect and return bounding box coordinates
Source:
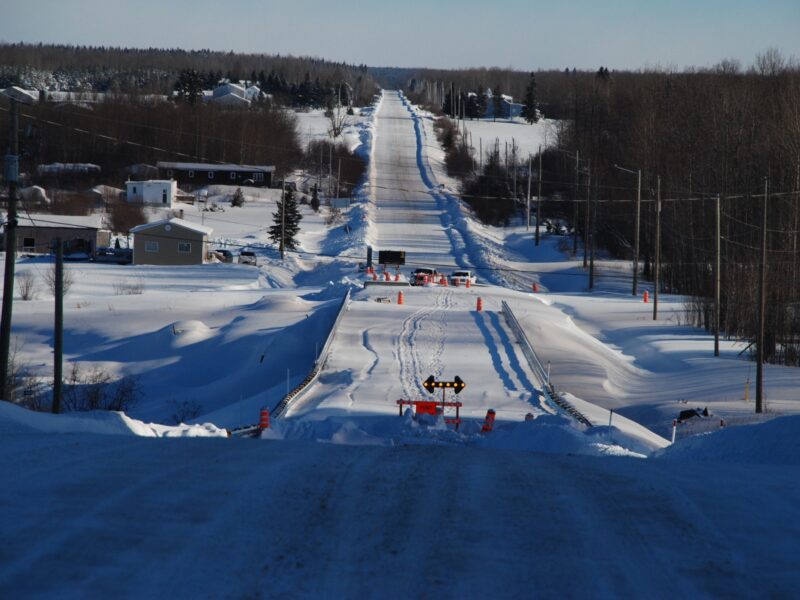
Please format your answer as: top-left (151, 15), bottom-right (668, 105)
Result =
top-left (0, 402), bottom-right (227, 437)
top-left (656, 415), bottom-right (800, 465)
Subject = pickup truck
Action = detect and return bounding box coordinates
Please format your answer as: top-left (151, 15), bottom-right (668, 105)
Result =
top-left (450, 270), bottom-right (477, 286)
top-left (411, 267), bottom-right (438, 285)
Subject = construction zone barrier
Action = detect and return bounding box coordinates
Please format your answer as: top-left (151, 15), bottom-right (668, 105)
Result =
top-left (501, 300), bottom-right (592, 428)
top-left (481, 409), bottom-right (496, 433)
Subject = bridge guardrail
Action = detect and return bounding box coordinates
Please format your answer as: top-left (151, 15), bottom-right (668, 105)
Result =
top-left (271, 289), bottom-right (352, 419)
top-left (501, 300), bottom-right (592, 427)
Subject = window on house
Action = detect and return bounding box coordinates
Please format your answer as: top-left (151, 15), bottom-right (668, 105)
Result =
top-left (22, 237), bottom-right (35, 251)
top-left (188, 170), bottom-right (194, 178)
top-left (178, 242), bottom-right (191, 253)
top-left (208, 171), bottom-right (215, 180)
top-left (162, 190), bottom-right (167, 204)
top-left (145, 241), bottom-right (159, 253)
top-left (167, 169), bottom-right (173, 177)
top-left (132, 186), bottom-right (137, 194)
top-left (254, 172), bottom-right (264, 182)
top-left (230, 172), bottom-right (237, 180)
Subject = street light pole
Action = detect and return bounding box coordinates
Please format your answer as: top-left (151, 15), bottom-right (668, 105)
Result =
top-left (653, 176), bottom-right (661, 321)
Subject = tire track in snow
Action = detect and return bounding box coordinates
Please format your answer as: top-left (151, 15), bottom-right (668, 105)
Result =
top-left (397, 289), bottom-right (453, 400)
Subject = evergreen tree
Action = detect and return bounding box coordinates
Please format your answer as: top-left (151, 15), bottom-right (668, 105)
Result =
top-left (230, 187), bottom-right (245, 207)
top-left (268, 187), bottom-right (303, 257)
top-left (173, 69), bottom-right (204, 106)
top-left (309, 184), bottom-right (320, 212)
top-left (492, 85), bottom-right (504, 120)
top-left (522, 72), bottom-right (539, 124)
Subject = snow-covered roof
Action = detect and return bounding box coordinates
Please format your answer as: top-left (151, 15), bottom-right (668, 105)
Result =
top-left (130, 217), bottom-right (213, 237)
top-left (15, 212), bottom-right (106, 230)
top-left (1, 86), bottom-right (38, 104)
top-left (125, 180), bottom-right (176, 186)
top-left (157, 162), bottom-right (275, 173)
top-left (37, 163), bottom-right (101, 175)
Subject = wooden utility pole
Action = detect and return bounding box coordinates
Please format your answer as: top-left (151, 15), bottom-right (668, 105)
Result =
top-left (589, 175), bottom-right (597, 289)
top-left (583, 159), bottom-right (590, 269)
top-left (633, 168), bottom-right (641, 297)
top-left (336, 158), bottom-right (341, 199)
top-left (0, 98), bottom-right (19, 402)
top-left (756, 177), bottom-right (768, 414)
top-left (280, 182), bottom-right (286, 260)
top-left (526, 155), bottom-right (531, 231)
top-left (573, 150), bottom-right (579, 255)
top-left (714, 195), bottom-right (721, 357)
top-left (653, 176), bottom-right (662, 320)
top-left (53, 239), bottom-right (63, 414)
top-left (537, 145), bottom-right (543, 247)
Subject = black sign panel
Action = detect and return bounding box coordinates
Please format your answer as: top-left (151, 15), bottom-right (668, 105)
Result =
top-left (378, 250), bottom-right (406, 265)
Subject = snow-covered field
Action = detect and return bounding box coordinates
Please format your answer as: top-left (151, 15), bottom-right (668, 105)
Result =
top-left (1, 90), bottom-right (799, 597)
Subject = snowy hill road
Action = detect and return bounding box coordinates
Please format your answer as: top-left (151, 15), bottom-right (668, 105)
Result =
top-left (370, 91), bottom-right (465, 271)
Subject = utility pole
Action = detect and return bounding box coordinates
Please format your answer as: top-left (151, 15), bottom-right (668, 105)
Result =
top-left (280, 182), bottom-right (286, 260)
top-left (537, 145), bottom-right (543, 247)
top-left (53, 239), bottom-right (63, 414)
top-left (526, 155), bottom-right (531, 231)
top-left (336, 158), bottom-right (341, 199)
top-left (633, 168), bottom-right (641, 296)
top-left (0, 97), bottom-right (19, 402)
top-left (589, 175), bottom-right (597, 289)
top-left (573, 150), bottom-right (579, 255)
top-left (756, 177), bottom-right (768, 414)
top-left (583, 159), bottom-right (590, 269)
top-left (653, 176), bottom-right (661, 321)
top-left (328, 143), bottom-right (333, 198)
top-left (714, 194), bottom-right (721, 357)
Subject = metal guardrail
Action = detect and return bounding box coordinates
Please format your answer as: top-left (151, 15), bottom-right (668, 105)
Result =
top-left (271, 289), bottom-right (352, 418)
top-left (501, 301), bottom-right (593, 428)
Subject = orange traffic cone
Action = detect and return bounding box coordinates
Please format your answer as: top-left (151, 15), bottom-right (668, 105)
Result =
top-left (643, 290), bottom-right (649, 303)
top-left (476, 297), bottom-right (483, 312)
top-left (397, 290), bottom-right (404, 305)
top-left (481, 409), bottom-right (496, 433)
top-left (372, 272), bottom-right (378, 281)
top-left (259, 408), bottom-right (270, 430)
top-left (466, 277), bottom-right (471, 288)
top-left (532, 282), bottom-right (539, 292)
top-left (394, 273), bottom-right (400, 282)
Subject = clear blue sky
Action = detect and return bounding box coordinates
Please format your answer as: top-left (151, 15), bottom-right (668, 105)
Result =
top-left (2, 0), bottom-right (798, 70)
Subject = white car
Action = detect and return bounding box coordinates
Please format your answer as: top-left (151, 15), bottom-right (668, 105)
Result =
top-left (239, 251), bottom-right (258, 266)
top-left (450, 270), bottom-right (477, 285)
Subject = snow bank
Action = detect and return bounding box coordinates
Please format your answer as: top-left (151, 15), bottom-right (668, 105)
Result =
top-left (656, 415), bottom-right (800, 465)
top-left (0, 402), bottom-right (227, 437)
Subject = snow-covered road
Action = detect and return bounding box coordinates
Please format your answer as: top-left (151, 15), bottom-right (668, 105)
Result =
top-left (370, 91), bottom-right (464, 271)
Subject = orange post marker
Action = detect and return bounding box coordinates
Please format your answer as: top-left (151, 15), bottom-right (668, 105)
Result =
top-left (397, 290), bottom-right (404, 305)
top-left (384, 271), bottom-right (390, 281)
top-left (532, 282), bottom-right (539, 292)
top-left (476, 297), bottom-right (483, 312)
top-left (465, 277), bottom-right (471, 288)
top-left (481, 409), bottom-right (496, 433)
top-left (372, 271), bottom-right (378, 281)
top-left (643, 290), bottom-right (649, 303)
top-left (394, 273), bottom-right (400, 282)
top-left (259, 408), bottom-right (270, 430)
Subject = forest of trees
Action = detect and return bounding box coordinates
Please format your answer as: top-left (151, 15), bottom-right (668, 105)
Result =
top-left (406, 51), bottom-right (800, 367)
top-left (0, 43), bottom-right (379, 106)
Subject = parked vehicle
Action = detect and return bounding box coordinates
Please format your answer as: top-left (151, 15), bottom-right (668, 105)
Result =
top-left (450, 270), bottom-right (477, 285)
top-left (94, 247), bottom-right (133, 265)
top-left (411, 267), bottom-right (437, 285)
top-left (239, 250), bottom-right (258, 266)
top-left (213, 249), bottom-right (234, 263)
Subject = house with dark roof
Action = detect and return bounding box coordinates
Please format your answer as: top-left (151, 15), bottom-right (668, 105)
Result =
top-left (156, 162), bottom-right (275, 188)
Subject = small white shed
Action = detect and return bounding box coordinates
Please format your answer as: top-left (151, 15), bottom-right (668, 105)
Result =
top-left (126, 180), bottom-right (177, 207)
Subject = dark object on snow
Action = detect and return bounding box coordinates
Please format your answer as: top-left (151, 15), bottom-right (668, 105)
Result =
top-left (678, 407), bottom-right (711, 423)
